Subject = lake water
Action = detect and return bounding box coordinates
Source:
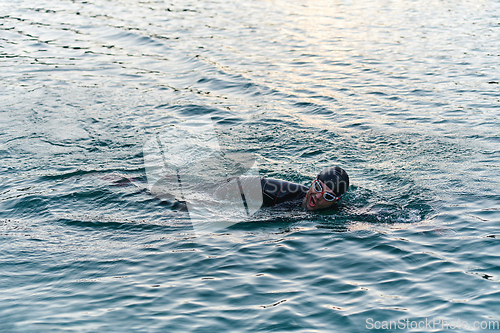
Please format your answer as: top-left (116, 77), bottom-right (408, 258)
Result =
top-left (1, 0), bottom-right (500, 331)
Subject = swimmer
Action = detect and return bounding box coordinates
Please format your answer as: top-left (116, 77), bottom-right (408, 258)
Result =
top-left (143, 166), bottom-right (349, 212)
top-left (261, 166), bottom-right (349, 211)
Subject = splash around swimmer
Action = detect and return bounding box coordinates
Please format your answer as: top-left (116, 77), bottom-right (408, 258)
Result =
top-left (143, 117), bottom-right (350, 233)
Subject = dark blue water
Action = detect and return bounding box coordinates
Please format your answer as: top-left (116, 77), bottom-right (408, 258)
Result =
top-left (1, 0), bottom-right (500, 331)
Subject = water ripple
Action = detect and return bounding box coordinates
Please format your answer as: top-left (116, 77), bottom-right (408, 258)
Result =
top-left (2, 0), bottom-right (500, 331)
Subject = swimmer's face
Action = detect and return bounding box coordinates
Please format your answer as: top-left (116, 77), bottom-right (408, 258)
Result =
top-left (302, 179), bottom-right (338, 211)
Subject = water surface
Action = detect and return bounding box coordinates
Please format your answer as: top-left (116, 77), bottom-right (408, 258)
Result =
top-left (1, 0), bottom-right (499, 331)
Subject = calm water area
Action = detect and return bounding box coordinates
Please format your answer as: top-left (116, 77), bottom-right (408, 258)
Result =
top-left (1, 0), bottom-right (500, 331)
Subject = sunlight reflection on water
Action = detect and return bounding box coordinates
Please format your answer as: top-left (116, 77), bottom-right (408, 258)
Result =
top-left (1, 0), bottom-right (499, 331)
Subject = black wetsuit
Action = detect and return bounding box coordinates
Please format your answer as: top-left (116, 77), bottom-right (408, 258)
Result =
top-left (145, 174), bottom-right (308, 211)
top-left (260, 177), bottom-right (308, 209)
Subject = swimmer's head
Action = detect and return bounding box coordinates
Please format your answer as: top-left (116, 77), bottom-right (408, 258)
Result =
top-left (317, 166), bottom-right (349, 198)
top-left (302, 166), bottom-right (349, 211)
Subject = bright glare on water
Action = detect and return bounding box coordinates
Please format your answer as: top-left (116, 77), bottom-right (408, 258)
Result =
top-left (1, 0), bottom-right (499, 331)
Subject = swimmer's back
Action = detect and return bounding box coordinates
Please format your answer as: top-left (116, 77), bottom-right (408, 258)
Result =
top-left (260, 177), bottom-right (308, 207)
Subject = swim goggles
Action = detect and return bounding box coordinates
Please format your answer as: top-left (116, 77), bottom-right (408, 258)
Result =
top-left (312, 177), bottom-right (342, 202)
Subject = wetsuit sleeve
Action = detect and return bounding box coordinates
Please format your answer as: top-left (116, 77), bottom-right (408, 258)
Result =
top-left (260, 177), bottom-right (309, 207)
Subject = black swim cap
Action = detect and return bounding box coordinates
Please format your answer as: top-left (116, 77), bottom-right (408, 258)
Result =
top-left (317, 167), bottom-right (349, 197)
